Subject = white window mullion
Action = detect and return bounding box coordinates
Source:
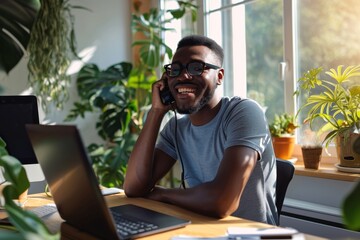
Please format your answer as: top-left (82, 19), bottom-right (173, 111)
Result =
top-left (283, 0), bottom-right (296, 115)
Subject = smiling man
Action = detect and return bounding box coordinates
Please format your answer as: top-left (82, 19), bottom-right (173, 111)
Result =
top-left (124, 35), bottom-right (278, 225)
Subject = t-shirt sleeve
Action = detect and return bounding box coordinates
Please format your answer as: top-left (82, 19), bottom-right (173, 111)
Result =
top-left (224, 99), bottom-right (271, 158)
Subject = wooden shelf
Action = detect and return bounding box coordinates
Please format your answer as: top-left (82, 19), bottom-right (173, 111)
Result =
top-left (293, 161), bottom-right (360, 182)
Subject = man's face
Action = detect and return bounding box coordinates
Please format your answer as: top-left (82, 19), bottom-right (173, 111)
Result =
top-left (166, 45), bottom-right (223, 114)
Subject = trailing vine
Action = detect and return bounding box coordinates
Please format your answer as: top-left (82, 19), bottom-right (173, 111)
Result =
top-left (27, 0), bottom-right (81, 110)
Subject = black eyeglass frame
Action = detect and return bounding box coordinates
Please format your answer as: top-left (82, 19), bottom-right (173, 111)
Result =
top-left (164, 60), bottom-right (221, 77)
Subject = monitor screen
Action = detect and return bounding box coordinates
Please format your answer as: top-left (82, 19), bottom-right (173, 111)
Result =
top-left (0, 95), bottom-right (39, 165)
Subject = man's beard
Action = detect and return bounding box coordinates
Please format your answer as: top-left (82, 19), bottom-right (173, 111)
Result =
top-left (176, 89), bottom-right (214, 114)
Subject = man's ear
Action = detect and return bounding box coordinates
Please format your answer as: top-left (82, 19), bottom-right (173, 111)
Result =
top-left (217, 68), bottom-right (224, 85)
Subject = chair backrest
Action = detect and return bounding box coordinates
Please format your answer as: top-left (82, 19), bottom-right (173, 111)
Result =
top-left (276, 158), bottom-right (295, 225)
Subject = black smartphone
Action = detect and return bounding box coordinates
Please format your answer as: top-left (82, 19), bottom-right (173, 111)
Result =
top-left (160, 79), bottom-right (175, 105)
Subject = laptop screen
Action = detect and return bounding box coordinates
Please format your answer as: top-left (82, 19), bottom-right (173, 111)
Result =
top-left (0, 95), bottom-right (39, 164)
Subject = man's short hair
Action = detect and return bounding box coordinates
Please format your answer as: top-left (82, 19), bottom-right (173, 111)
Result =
top-left (177, 35), bottom-right (224, 66)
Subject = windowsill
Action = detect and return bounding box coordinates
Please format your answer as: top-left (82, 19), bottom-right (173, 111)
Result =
top-left (293, 161), bottom-right (360, 182)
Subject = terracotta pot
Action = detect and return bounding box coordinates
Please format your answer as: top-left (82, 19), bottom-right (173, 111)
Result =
top-left (301, 147), bottom-right (322, 169)
top-left (336, 131), bottom-right (360, 168)
top-left (272, 136), bottom-right (295, 160)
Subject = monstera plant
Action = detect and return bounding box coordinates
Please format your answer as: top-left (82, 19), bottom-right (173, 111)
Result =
top-left (65, 1), bottom-right (198, 188)
top-left (0, 138), bottom-right (59, 239)
top-left (0, 0), bottom-right (40, 74)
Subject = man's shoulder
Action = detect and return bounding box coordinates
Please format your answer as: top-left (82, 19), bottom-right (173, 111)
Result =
top-left (222, 96), bottom-right (260, 110)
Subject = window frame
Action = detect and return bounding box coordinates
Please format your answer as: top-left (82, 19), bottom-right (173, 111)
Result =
top-left (157, 0), bottom-right (338, 162)
top-left (196, 0), bottom-right (338, 162)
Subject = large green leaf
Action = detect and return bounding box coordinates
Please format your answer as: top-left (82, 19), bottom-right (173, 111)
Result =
top-left (342, 181), bottom-right (360, 231)
top-left (0, 0), bottom-right (40, 74)
top-left (76, 62), bottom-right (132, 99)
top-left (0, 138), bottom-right (59, 239)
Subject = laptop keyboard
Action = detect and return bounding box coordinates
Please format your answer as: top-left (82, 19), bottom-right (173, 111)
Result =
top-left (30, 204), bottom-right (58, 218)
top-left (111, 210), bottom-right (159, 237)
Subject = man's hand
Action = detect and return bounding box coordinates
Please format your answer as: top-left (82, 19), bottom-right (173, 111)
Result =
top-left (151, 73), bottom-right (174, 112)
top-left (145, 186), bottom-right (166, 202)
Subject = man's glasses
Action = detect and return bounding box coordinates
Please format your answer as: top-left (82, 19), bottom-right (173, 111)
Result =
top-left (164, 60), bottom-right (221, 77)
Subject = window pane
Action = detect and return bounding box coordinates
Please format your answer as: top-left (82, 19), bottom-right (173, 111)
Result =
top-left (206, 0), bottom-right (284, 120)
top-left (296, 0), bottom-right (360, 123)
top-left (245, 0), bottom-right (283, 119)
top-left (208, 0), bottom-right (248, 11)
top-left (162, 0), bottom-right (197, 64)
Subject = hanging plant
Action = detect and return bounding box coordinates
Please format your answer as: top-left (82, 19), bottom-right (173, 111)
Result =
top-left (27, 0), bottom-right (84, 110)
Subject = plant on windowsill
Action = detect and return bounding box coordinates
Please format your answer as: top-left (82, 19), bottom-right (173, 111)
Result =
top-left (298, 123), bottom-right (323, 169)
top-left (295, 65), bottom-right (360, 168)
top-left (269, 113), bottom-right (298, 160)
top-left (0, 138), bottom-right (59, 239)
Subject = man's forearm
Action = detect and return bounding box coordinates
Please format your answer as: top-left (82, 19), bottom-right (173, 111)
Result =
top-left (146, 183), bottom-right (238, 219)
top-left (124, 108), bottom-right (166, 196)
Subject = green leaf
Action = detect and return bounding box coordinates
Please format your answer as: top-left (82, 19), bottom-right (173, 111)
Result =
top-left (0, 155), bottom-right (30, 199)
top-left (0, 0), bottom-right (40, 73)
top-left (5, 201), bottom-right (59, 240)
top-left (168, 8), bottom-right (186, 19)
top-left (342, 181), bottom-right (360, 231)
top-left (0, 142), bottom-right (59, 239)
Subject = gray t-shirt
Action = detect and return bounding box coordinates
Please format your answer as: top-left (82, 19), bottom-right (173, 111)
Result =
top-left (156, 97), bottom-right (278, 225)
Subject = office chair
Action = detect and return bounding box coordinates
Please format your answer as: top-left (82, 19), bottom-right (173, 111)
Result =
top-left (276, 158), bottom-right (295, 225)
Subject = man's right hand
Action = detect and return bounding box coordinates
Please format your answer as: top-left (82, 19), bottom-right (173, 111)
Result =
top-left (151, 73), bottom-right (174, 112)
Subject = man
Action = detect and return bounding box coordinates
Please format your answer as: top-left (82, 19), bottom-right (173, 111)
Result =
top-left (124, 35), bottom-right (278, 225)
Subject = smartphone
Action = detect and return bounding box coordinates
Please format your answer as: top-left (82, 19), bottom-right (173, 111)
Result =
top-left (160, 79), bottom-right (175, 105)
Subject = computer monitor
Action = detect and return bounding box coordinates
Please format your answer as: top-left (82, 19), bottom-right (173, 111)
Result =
top-left (0, 95), bottom-right (44, 182)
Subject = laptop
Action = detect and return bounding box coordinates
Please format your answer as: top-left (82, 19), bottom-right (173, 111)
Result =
top-left (25, 124), bottom-right (190, 240)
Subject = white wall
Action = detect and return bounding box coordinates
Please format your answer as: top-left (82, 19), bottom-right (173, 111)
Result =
top-left (0, 0), bottom-right (132, 146)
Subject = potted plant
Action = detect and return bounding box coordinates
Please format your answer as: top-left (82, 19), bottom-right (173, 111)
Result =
top-left (0, 138), bottom-right (59, 239)
top-left (299, 123), bottom-right (323, 169)
top-left (65, 1), bottom-right (198, 188)
top-left (269, 113), bottom-right (298, 160)
top-left (295, 65), bottom-right (360, 168)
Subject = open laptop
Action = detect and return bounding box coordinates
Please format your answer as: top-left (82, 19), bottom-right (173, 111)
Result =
top-left (25, 124), bottom-right (190, 240)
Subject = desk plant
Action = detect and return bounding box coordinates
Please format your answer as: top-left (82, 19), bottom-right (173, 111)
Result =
top-left (269, 113), bottom-right (298, 160)
top-left (0, 138), bottom-right (59, 239)
top-left (295, 65), bottom-right (360, 167)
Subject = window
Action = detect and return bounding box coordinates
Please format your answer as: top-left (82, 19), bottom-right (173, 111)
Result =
top-left (295, 0), bottom-right (360, 122)
top-left (204, 0), bottom-right (284, 121)
top-left (161, 0), bottom-right (360, 158)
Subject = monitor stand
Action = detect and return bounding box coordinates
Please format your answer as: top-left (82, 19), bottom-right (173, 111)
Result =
top-left (24, 164), bottom-right (45, 182)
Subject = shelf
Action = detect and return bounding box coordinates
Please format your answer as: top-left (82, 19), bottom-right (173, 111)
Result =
top-left (293, 161), bottom-right (360, 182)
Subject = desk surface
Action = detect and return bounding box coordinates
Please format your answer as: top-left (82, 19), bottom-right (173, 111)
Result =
top-left (0, 192), bottom-right (326, 240)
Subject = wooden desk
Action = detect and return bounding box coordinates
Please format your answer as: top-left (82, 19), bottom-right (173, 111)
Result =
top-left (0, 192), bottom-right (326, 240)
